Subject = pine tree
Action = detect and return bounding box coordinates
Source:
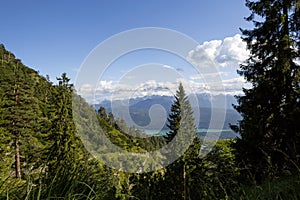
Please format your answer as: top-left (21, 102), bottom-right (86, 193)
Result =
top-left (232, 0), bottom-right (300, 181)
top-left (47, 73), bottom-right (78, 174)
top-left (165, 82), bottom-right (188, 143)
top-left (0, 88), bottom-right (13, 181)
top-left (0, 45), bottom-right (47, 179)
top-left (0, 45), bottom-right (118, 198)
top-left (165, 83), bottom-right (198, 157)
top-left (164, 83), bottom-right (200, 199)
top-left (98, 106), bottom-right (108, 120)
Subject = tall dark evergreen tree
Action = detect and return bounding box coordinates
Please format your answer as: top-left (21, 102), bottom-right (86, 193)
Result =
top-left (164, 83), bottom-right (200, 200)
top-left (0, 45), bottom-right (47, 179)
top-left (98, 106), bottom-right (108, 120)
top-left (47, 73), bottom-right (79, 174)
top-left (0, 45), bottom-right (124, 198)
top-left (232, 0), bottom-right (300, 181)
top-left (165, 82), bottom-right (188, 143)
top-left (0, 87), bottom-right (12, 181)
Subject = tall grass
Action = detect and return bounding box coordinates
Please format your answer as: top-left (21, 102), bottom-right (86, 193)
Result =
top-left (1, 168), bottom-right (300, 199)
top-left (235, 173), bottom-right (300, 200)
top-left (0, 161), bottom-right (116, 200)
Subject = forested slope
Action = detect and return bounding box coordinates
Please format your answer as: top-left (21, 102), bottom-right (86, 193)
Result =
top-left (0, 45), bottom-right (242, 199)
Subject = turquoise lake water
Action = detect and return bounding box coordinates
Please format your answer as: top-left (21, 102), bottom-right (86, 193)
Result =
top-left (144, 129), bottom-right (233, 135)
top-left (143, 129), bottom-right (240, 140)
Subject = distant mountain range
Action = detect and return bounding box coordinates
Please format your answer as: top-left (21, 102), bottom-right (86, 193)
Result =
top-left (94, 94), bottom-right (242, 131)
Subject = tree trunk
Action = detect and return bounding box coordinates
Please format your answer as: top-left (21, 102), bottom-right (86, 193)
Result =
top-left (14, 78), bottom-right (21, 179)
top-left (283, 0), bottom-right (292, 104)
top-left (183, 163), bottom-right (187, 200)
top-left (15, 137), bottom-right (21, 179)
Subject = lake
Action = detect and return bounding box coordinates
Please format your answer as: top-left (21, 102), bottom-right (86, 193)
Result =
top-left (143, 129), bottom-right (241, 140)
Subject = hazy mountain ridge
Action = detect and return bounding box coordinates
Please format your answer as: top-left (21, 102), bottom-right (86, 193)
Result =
top-left (95, 94), bottom-right (241, 130)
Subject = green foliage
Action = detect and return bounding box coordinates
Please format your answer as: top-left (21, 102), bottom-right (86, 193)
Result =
top-left (232, 0), bottom-right (300, 182)
top-left (165, 82), bottom-right (186, 142)
top-left (0, 44), bottom-right (117, 199)
top-left (235, 173), bottom-right (300, 200)
top-left (0, 44), bottom-right (52, 179)
top-left (160, 83), bottom-right (201, 199)
top-left (164, 82), bottom-right (198, 158)
top-left (46, 73), bottom-right (78, 174)
top-left (1, 4), bottom-right (300, 195)
top-left (190, 140), bottom-right (241, 199)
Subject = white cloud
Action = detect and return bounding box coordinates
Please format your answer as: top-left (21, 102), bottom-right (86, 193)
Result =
top-left (77, 35), bottom-right (252, 104)
top-left (162, 65), bottom-right (173, 69)
top-left (78, 84), bottom-right (95, 94)
top-left (222, 77), bottom-right (251, 93)
top-left (187, 34), bottom-right (249, 68)
top-left (162, 65), bottom-right (184, 72)
top-left (78, 80), bottom-right (177, 103)
top-left (77, 78), bottom-right (249, 104)
top-left (185, 34), bottom-right (251, 96)
top-left (190, 72), bottom-right (231, 81)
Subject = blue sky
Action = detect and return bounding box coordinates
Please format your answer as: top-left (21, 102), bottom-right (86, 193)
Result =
top-left (1, 0), bottom-right (252, 102)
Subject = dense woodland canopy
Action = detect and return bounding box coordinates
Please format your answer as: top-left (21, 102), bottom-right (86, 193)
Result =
top-left (0, 0), bottom-right (300, 199)
top-left (232, 0), bottom-right (300, 182)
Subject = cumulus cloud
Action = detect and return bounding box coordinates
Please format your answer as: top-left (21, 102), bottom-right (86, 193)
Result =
top-left (190, 72), bottom-right (232, 81)
top-left (222, 77), bottom-right (251, 93)
top-left (78, 80), bottom-right (178, 103)
top-left (77, 77), bottom-right (249, 104)
top-left (187, 34), bottom-right (249, 68)
top-left (77, 35), bottom-right (252, 104)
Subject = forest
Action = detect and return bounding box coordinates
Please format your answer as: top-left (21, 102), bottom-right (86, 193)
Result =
top-left (0, 0), bottom-right (300, 199)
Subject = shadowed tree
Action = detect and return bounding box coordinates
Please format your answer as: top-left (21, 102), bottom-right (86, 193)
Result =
top-left (232, 0), bottom-right (300, 181)
top-left (164, 82), bottom-right (200, 200)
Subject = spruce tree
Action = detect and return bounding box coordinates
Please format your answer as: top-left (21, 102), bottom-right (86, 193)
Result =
top-left (0, 88), bottom-right (12, 181)
top-left (165, 83), bottom-right (200, 199)
top-left (47, 73), bottom-right (78, 174)
top-left (233, 0), bottom-right (300, 181)
top-left (165, 82), bottom-right (188, 143)
top-left (0, 45), bottom-right (46, 179)
top-left (98, 106), bottom-right (108, 120)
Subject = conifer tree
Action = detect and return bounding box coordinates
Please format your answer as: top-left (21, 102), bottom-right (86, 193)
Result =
top-left (98, 106), bottom-right (108, 120)
top-left (0, 45), bottom-right (118, 198)
top-left (165, 83), bottom-right (200, 199)
top-left (165, 83), bottom-right (188, 142)
top-left (0, 46), bottom-right (45, 179)
top-left (233, 0), bottom-right (300, 181)
top-left (0, 88), bottom-right (13, 180)
top-left (47, 73), bottom-right (78, 174)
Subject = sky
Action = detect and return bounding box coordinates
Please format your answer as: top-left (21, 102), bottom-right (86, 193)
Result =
top-left (0, 0), bottom-right (253, 103)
